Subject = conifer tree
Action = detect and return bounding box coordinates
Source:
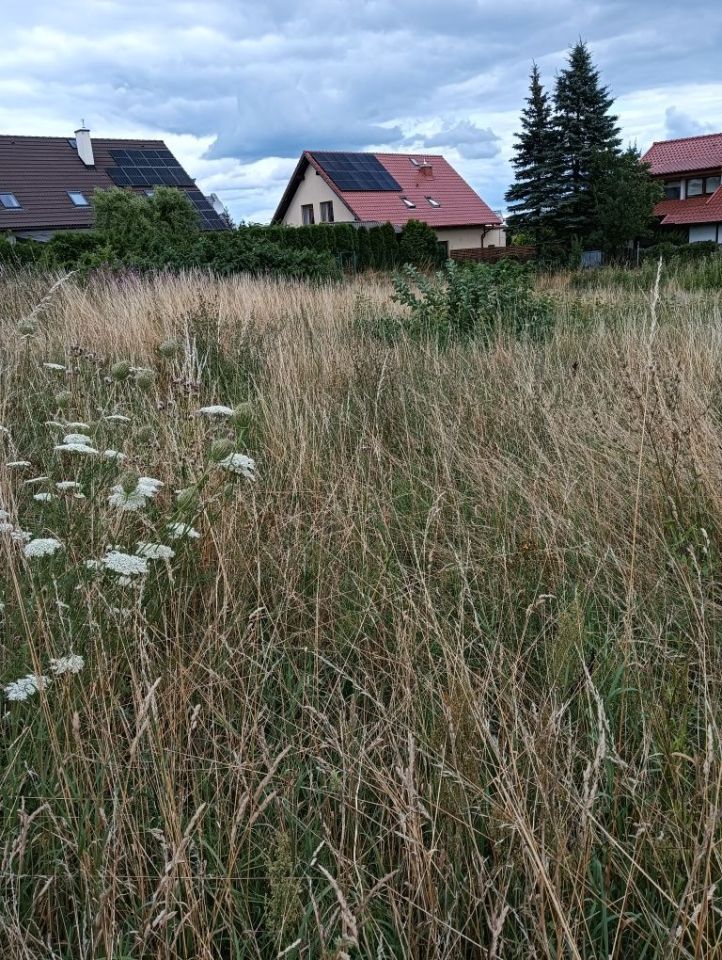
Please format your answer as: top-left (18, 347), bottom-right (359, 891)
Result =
top-left (552, 41), bottom-right (621, 243)
top-left (505, 64), bottom-right (557, 247)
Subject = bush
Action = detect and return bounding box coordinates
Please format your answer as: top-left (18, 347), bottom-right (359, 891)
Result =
top-left (375, 259), bottom-right (553, 343)
top-left (398, 219), bottom-right (444, 267)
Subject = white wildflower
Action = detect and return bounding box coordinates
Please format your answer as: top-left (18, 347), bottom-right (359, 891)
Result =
top-left (11, 528), bottom-right (32, 543)
top-left (84, 559), bottom-right (102, 571)
top-left (101, 550), bottom-right (149, 577)
top-left (6, 461), bottom-right (31, 468)
top-left (49, 654), bottom-right (84, 676)
top-left (55, 442), bottom-right (98, 455)
top-left (4, 674), bottom-right (51, 701)
top-left (137, 477), bottom-right (163, 497)
top-left (65, 422), bottom-right (91, 430)
top-left (196, 405), bottom-right (234, 417)
top-left (103, 414), bottom-right (131, 422)
top-left (136, 542), bottom-right (175, 560)
top-left (0, 508), bottom-right (10, 520)
top-left (218, 452), bottom-right (257, 480)
top-left (63, 433), bottom-right (93, 446)
top-left (33, 492), bottom-right (54, 502)
top-left (23, 537), bottom-right (63, 558)
top-left (103, 449), bottom-right (126, 461)
top-left (167, 522), bottom-right (200, 540)
top-left (24, 476), bottom-right (50, 485)
top-left (56, 481), bottom-right (81, 491)
top-left (0, 521), bottom-right (14, 534)
top-left (43, 362), bottom-right (67, 371)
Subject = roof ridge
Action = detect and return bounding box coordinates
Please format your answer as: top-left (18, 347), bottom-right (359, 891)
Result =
top-left (650, 131), bottom-right (722, 147)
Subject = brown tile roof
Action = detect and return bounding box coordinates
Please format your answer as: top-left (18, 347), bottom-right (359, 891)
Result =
top-left (654, 187), bottom-right (722, 225)
top-left (0, 134), bottom-right (225, 232)
top-left (642, 132), bottom-right (722, 177)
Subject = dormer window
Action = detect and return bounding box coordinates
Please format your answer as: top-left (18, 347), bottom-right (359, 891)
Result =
top-left (68, 191), bottom-right (89, 206)
top-left (705, 176), bottom-right (721, 194)
top-left (426, 196), bottom-right (441, 208)
top-left (401, 197), bottom-right (416, 208)
top-left (0, 192), bottom-right (21, 209)
top-left (664, 181), bottom-right (681, 200)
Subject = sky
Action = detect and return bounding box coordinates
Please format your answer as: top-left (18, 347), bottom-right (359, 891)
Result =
top-left (2, 1), bottom-right (721, 224)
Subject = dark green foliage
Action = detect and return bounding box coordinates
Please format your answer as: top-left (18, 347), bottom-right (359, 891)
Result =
top-left (376, 259), bottom-right (553, 343)
top-left (590, 148), bottom-right (663, 258)
top-left (552, 41), bottom-right (621, 243)
top-left (505, 64), bottom-right (558, 245)
top-left (398, 218), bottom-right (444, 267)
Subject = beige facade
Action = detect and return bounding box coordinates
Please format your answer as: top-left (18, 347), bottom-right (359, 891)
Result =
top-left (281, 165), bottom-right (355, 226)
top-left (436, 225), bottom-right (506, 250)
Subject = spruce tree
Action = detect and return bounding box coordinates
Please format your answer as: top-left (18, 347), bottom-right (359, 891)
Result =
top-left (553, 41), bottom-right (621, 244)
top-left (505, 64), bottom-right (558, 247)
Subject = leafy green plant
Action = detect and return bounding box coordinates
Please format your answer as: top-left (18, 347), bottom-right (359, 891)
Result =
top-left (386, 259), bottom-right (553, 343)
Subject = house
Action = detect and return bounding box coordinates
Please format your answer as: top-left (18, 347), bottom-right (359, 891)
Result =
top-left (0, 125), bottom-right (228, 241)
top-left (272, 151), bottom-right (505, 252)
top-left (642, 133), bottom-right (722, 245)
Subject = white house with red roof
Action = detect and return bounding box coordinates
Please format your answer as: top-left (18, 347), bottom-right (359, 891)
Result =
top-left (272, 151), bottom-right (506, 253)
top-left (642, 133), bottom-right (722, 245)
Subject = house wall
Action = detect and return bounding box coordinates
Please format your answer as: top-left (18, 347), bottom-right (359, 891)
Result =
top-left (689, 224), bottom-right (721, 244)
top-left (282, 165), bottom-right (355, 225)
top-left (435, 225), bottom-right (506, 250)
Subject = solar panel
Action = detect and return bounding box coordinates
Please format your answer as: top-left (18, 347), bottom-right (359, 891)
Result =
top-left (186, 189), bottom-right (227, 231)
top-left (311, 152), bottom-right (401, 192)
top-left (107, 149), bottom-right (195, 189)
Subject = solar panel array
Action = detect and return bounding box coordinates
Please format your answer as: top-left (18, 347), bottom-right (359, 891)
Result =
top-left (311, 152), bottom-right (401, 192)
top-left (186, 189), bottom-right (227, 231)
top-left (107, 149), bottom-right (195, 189)
top-left (106, 149), bottom-right (227, 230)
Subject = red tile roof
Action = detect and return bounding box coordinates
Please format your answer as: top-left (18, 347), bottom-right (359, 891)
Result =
top-left (654, 187), bottom-right (722, 225)
top-left (274, 151), bottom-right (502, 228)
top-left (642, 133), bottom-right (722, 177)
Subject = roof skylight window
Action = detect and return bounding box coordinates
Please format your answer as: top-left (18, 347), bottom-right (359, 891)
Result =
top-left (401, 197), bottom-right (416, 208)
top-left (0, 193), bottom-right (21, 209)
top-left (67, 192), bottom-right (89, 206)
top-left (426, 196), bottom-right (441, 207)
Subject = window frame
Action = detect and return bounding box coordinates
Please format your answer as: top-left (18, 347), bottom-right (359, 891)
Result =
top-left (401, 196), bottom-right (416, 209)
top-left (0, 192), bottom-right (21, 209)
top-left (301, 203), bottom-right (315, 225)
top-left (320, 200), bottom-right (335, 223)
top-left (705, 175), bottom-right (721, 195)
top-left (67, 191), bottom-right (90, 207)
top-left (686, 178), bottom-right (704, 198)
top-left (663, 181), bottom-right (681, 200)
top-left (425, 196), bottom-right (441, 208)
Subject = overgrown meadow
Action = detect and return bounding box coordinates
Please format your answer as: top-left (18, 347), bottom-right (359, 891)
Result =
top-left (1, 267), bottom-right (722, 959)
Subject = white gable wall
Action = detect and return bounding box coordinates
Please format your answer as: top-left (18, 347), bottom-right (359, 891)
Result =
top-left (281, 165), bottom-right (355, 225)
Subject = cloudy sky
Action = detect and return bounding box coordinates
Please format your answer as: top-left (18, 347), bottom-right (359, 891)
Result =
top-left (2, 1), bottom-right (720, 223)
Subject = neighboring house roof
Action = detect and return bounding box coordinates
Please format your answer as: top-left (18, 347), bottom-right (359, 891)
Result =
top-left (654, 189), bottom-right (722, 226)
top-left (0, 134), bottom-right (226, 232)
top-left (273, 151), bottom-right (503, 228)
top-left (642, 133), bottom-right (722, 177)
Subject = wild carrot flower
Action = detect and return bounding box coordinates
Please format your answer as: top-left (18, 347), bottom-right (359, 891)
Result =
top-left (63, 433), bottom-right (93, 446)
top-left (167, 522), bottom-right (200, 540)
top-left (136, 542), bottom-right (175, 560)
top-left (54, 441), bottom-right (98, 455)
top-left (4, 674), bottom-right (51, 701)
top-left (101, 550), bottom-right (149, 577)
top-left (103, 414), bottom-right (131, 423)
top-left (24, 476), bottom-right (50, 485)
top-left (49, 654), bottom-right (85, 676)
top-left (11, 529), bottom-right (32, 543)
top-left (218, 452), bottom-right (258, 480)
top-left (103, 449), bottom-right (126, 461)
top-left (56, 481), bottom-right (81, 491)
top-left (6, 461), bottom-right (31, 468)
top-left (43, 362), bottom-right (66, 371)
top-left (23, 537), bottom-right (63, 558)
top-left (108, 476), bottom-right (162, 512)
top-left (33, 492), bottom-right (54, 502)
top-left (197, 405), bottom-right (234, 417)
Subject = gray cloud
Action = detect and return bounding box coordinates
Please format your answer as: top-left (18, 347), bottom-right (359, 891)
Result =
top-left (665, 106), bottom-right (715, 140)
top-left (413, 121), bottom-right (502, 160)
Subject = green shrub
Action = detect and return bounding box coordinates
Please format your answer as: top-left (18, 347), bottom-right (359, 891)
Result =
top-left (398, 219), bottom-right (444, 267)
top-left (379, 259), bottom-right (553, 343)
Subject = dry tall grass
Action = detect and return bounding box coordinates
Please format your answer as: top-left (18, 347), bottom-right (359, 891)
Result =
top-left (1, 269), bottom-right (721, 959)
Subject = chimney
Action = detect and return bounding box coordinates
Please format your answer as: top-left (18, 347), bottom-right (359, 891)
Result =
top-left (418, 159), bottom-right (433, 178)
top-left (74, 122), bottom-right (94, 167)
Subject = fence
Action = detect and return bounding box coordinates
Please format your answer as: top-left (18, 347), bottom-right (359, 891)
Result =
top-left (450, 245), bottom-right (537, 264)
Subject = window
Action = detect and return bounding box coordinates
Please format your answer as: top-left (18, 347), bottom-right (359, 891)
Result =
top-left (426, 196), bottom-right (441, 208)
top-left (320, 200), bottom-right (335, 223)
top-left (409, 158), bottom-right (421, 167)
top-left (687, 178), bottom-right (704, 197)
top-left (664, 181), bottom-right (681, 200)
top-left (67, 191), bottom-right (89, 206)
top-left (705, 176), bottom-right (721, 194)
top-left (145, 189), bottom-right (156, 197)
top-left (301, 203), bottom-right (315, 225)
top-left (401, 197), bottom-right (416, 208)
top-left (0, 193), bottom-right (21, 209)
